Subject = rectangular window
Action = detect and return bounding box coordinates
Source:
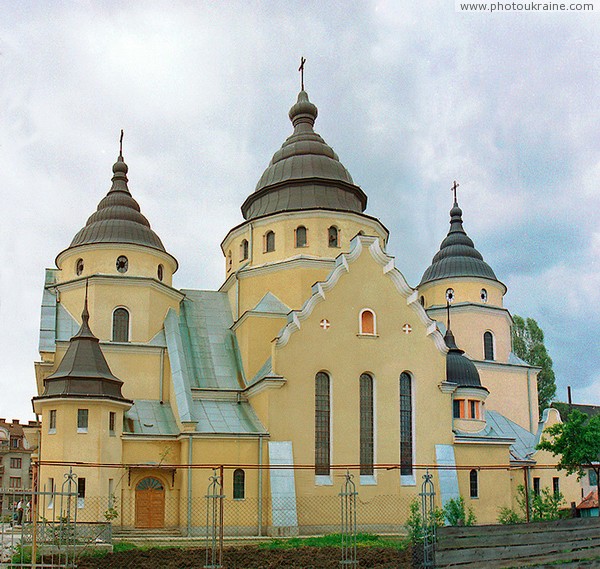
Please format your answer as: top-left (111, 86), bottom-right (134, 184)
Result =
top-left (109, 412), bottom-right (116, 435)
top-left (9, 477), bottom-right (21, 488)
top-left (552, 477), bottom-right (560, 496)
top-left (77, 409), bottom-right (89, 432)
top-left (77, 477), bottom-right (86, 508)
top-left (469, 400), bottom-right (480, 419)
top-left (590, 469), bottom-right (598, 486)
top-left (533, 477), bottom-right (541, 496)
top-left (48, 477), bottom-right (55, 508)
top-left (453, 400), bottom-right (461, 419)
top-left (108, 479), bottom-right (114, 508)
top-left (49, 409), bottom-right (57, 433)
top-left (10, 438), bottom-right (19, 449)
top-left (10, 458), bottom-right (22, 469)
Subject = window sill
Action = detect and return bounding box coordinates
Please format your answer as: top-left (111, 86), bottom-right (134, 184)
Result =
top-left (360, 475), bottom-right (377, 486)
top-left (357, 334), bottom-right (379, 339)
top-left (315, 475), bottom-right (333, 486)
top-left (400, 474), bottom-right (416, 486)
top-left (48, 429), bottom-right (56, 435)
top-left (77, 429), bottom-right (88, 434)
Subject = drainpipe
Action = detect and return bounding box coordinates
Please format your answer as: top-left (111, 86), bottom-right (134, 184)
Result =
top-left (257, 435), bottom-right (263, 536)
top-left (527, 368), bottom-right (534, 432)
top-left (187, 435), bottom-right (193, 536)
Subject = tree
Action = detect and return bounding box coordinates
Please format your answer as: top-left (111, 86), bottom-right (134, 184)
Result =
top-left (512, 315), bottom-right (556, 413)
top-left (537, 409), bottom-right (600, 517)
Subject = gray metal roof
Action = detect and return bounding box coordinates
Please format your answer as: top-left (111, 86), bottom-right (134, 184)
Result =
top-left (125, 400), bottom-right (178, 435)
top-left (420, 200), bottom-right (498, 286)
top-left (35, 298), bottom-right (130, 402)
top-left (191, 399), bottom-right (266, 434)
top-left (66, 155), bottom-right (166, 252)
top-left (485, 410), bottom-right (537, 461)
top-left (241, 90), bottom-right (367, 220)
top-left (252, 292), bottom-right (290, 315)
top-left (445, 329), bottom-right (485, 390)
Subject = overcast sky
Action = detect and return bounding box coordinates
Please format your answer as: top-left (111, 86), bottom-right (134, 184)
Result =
top-left (1, 1), bottom-right (599, 422)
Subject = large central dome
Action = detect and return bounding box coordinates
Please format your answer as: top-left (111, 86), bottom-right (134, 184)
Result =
top-left (241, 90), bottom-right (367, 220)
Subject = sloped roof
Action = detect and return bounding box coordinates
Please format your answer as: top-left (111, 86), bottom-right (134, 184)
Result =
top-left (577, 490), bottom-right (599, 510)
top-left (486, 410), bottom-right (537, 460)
top-left (125, 400), bottom-right (178, 435)
top-left (191, 399), bottom-right (266, 434)
top-left (252, 292), bottom-right (291, 315)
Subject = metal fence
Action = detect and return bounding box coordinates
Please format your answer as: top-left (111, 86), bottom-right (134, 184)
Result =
top-left (1, 463), bottom-right (584, 568)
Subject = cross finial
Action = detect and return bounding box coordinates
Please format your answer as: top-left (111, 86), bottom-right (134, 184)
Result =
top-left (119, 129), bottom-right (124, 158)
top-left (451, 180), bottom-right (459, 204)
top-left (299, 56), bottom-right (306, 91)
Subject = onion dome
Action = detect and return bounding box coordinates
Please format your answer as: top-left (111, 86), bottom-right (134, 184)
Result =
top-left (420, 198), bottom-right (498, 286)
top-left (67, 152), bottom-right (165, 252)
top-left (34, 296), bottom-right (131, 402)
top-left (241, 90), bottom-right (367, 220)
top-left (445, 328), bottom-right (486, 390)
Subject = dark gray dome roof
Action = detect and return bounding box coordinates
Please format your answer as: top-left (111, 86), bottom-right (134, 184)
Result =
top-left (420, 200), bottom-right (498, 286)
top-left (445, 329), bottom-right (485, 390)
top-left (68, 155), bottom-right (166, 252)
top-left (241, 90), bottom-right (367, 220)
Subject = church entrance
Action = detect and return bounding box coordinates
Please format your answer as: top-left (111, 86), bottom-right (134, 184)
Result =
top-left (135, 477), bottom-right (165, 528)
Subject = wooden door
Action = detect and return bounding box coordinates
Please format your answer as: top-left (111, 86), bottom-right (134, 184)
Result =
top-left (135, 477), bottom-right (165, 528)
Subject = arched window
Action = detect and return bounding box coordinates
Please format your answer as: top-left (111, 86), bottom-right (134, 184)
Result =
top-left (76, 258), bottom-right (84, 276)
top-left (295, 226), bottom-right (307, 248)
top-left (399, 372), bottom-right (413, 477)
top-left (360, 373), bottom-right (374, 476)
top-left (112, 308), bottom-right (129, 342)
top-left (240, 239), bottom-right (249, 261)
top-left (484, 331), bottom-right (494, 360)
top-left (469, 469), bottom-right (478, 498)
top-left (233, 469), bottom-right (245, 500)
top-left (157, 264), bottom-right (164, 281)
top-left (360, 309), bottom-right (376, 335)
top-left (315, 372), bottom-right (331, 476)
top-left (328, 226), bottom-right (339, 248)
top-left (265, 231), bottom-right (275, 253)
top-left (227, 250), bottom-right (232, 271)
top-left (419, 296), bottom-right (425, 307)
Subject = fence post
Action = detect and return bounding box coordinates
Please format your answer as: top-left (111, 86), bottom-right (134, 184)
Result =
top-left (523, 466), bottom-right (531, 523)
top-left (204, 469), bottom-right (224, 569)
top-left (339, 470), bottom-right (358, 567)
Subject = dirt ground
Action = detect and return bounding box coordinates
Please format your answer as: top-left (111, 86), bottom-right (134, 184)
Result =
top-left (76, 545), bottom-right (415, 569)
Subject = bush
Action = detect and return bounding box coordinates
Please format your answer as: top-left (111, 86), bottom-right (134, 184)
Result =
top-left (497, 484), bottom-right (565, 524)
top-left (405, 498), bottom-right (444, 544)
top-left (443, 496), bottom-right (476, 526)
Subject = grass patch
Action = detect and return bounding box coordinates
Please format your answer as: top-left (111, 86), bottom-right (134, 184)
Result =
top-left (259, 533), bottom-right (407, 550)
top-left (113, 542), bottom-right (140, 553)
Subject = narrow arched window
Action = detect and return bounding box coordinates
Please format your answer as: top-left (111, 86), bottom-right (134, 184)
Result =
top-left (240, 239), bottom-right (249, 261)
top-left (227, 250), bottom-right (232, 271)
top-left (233, 469), bottom-right (245, 500)
top-left (399, 372), bottom-right (413, 477)
top-left (315, 372), bottom-right (331, 476)
top-left (112, 308), bottom-right (129, 342)
top-left (484, 331), bottom-right (494, 360)
top-left (265, 231), bottom-right (275, 253)
top-left (360, 309), bottom-right (376, 335)
top-left (295, 226), bottom-right (307, 248)
top-left (360, 373), bottom-right (374, 476)
top-left (469, 469), bottom-right (478, 498)
top-left (328, 226), bottom-right (339, 248)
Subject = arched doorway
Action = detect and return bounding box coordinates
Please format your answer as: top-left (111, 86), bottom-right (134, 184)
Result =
top-left (135, 477), bottom-right (165, 528)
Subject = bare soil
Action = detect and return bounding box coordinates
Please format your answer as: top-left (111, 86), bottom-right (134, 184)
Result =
top-left (76, 545), bottom-right (415, 569)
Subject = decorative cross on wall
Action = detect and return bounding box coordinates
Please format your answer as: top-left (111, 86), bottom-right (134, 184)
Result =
top-left (319, 319), bottom-right (331, 330)
top-left (402, 323), bottom-right (412, 334)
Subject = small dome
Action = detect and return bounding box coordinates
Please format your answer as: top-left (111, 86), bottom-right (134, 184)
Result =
top-left (241, 90), bottom-right (367, 220)
top-left (420, 200), bottom-right (499, 286)
top-left (445, 329), bottom-right (485, 389)
top-left (67, 154), bottom-right (166, 252)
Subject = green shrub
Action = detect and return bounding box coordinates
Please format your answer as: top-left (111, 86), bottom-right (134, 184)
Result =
top-left (405, 498), bottom-right (444, 544)
top-left (497, 484), bottom-right (565, 524)
top-left (443, 496), bottom-right (476, 526)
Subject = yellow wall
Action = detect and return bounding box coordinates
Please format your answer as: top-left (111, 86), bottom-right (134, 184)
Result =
top-left (419, 277), bottom-right (505, 309)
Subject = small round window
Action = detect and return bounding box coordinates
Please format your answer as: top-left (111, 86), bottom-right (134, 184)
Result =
top-left (116, 256), bottom-right (128, 273)
top-left (157, 264), bottom-right (164, 281)
top-left (446, 288), bottom-right (455, 303)
top-left (480, 288), bottom-right (488, 303)
top-left (76, 258), bottom-right (84, 276)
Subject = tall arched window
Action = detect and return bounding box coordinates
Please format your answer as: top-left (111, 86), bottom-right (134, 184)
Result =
top-left (233, 469), bottom-right (245, 500)
top-left (469, 469), bottom-right (479, 498)
top-left (295, 226), bottom-right (307, 248)
top-left (360, 373), bottom-right (374, 476)
top-left (399, 372), bottom-right (413, 477)
top-left (360, 309), bottom-right (376, 335)
top-left (315, 372), bottom-right (331, 476)
top-left (265, 231), bottom-right (275, 253)
top-left (227, 250), bottom-right (232, 271)
top-left (240, 239), bottom-right (249, 261)
top-left (112, 308), bottom-right (129, 342)
top-left (328, 226), bottom-right (339, 248)
top-left (484, 331), bottom-right (494, 360)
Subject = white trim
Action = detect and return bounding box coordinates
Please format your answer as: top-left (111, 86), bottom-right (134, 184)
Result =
top-left (360, 475), bottom-right (377, 485)
top-left (315, 475), bottom-right (333, 486)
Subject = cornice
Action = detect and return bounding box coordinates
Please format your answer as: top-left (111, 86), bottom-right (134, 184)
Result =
top-left (472, 359), bottom-right (541, 372)
top-left (275, 235), bottom-right (448, 353)
top-left (244, 376), bottom-right (287, 397)
top-left (418, 275), bottom-right (507, 295)
top-left (231, 310), bottom-right (288, 331)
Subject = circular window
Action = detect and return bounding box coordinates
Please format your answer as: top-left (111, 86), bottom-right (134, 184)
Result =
top-left (76, 258), bottom-right (84, 276)
top-left (116, 256), bottom-right (128, 273)
top-left (480, 288), bottom-right (488, 303)
top-left (157, 264), bottom-right (164, 281)
top-left (446, 288), bottom-right (455, 303)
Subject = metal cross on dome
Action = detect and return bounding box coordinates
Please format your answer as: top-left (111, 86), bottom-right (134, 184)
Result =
top-left (299, 56), bottom-right (306, 91)
top-left (402, 323), bottom-right (412, 334)
top-left (320, 319), bottom-right (331, 330)
top-left (451, 180), bottom-right (459, 203)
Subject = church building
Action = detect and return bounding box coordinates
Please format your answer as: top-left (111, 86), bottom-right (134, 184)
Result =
top-left (30, 84), bottom-right (577, 533)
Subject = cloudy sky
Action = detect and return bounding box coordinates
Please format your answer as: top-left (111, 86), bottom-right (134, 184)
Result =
top-left (1, 1), bottom-right (599, 421)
